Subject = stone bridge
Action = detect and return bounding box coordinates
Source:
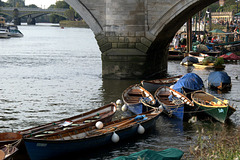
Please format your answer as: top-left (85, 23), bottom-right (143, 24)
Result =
top-left (0, 7), bottom-right (67, 25)
top-left (65, 0), bottom-right (219, 79)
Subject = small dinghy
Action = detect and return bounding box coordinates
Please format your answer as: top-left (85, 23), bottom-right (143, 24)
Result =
top-left (122, 84), bottom-right (156, 114)
top-left (191, 90), bottom-right (236, 123)
top-left (154, 86), bottom-right (194, 120)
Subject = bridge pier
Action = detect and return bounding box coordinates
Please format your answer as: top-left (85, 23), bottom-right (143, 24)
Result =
top-left (27, 16), bottom-right (36, 25)
top-left (96, 32), bottom-right (168, 79)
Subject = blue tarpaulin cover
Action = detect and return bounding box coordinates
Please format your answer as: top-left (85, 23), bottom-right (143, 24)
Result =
top-left (181, 56), bottom-right (199, 64)
top-left (172, 73), bottom-right (204, 93)
top-left (208, 71), bottom-right (231, 87)
top-left (113, 148), bottom-right (184, 160)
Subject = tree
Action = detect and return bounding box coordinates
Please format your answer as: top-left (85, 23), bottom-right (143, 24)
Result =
top-left (55, 1), bottom-right (69, 9)
top-left (27, 4), bottom-right (39, 8)
top-left (7, 0), bottom-right (25, 7)
top-left (64, 7), bottom-right (75, 21)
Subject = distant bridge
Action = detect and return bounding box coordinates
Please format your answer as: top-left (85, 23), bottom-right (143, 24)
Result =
top-left (0, 7), bottom-right (68, 25)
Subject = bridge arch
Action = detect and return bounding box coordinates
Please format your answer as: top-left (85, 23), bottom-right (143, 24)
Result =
top-left (64, 0), bottom-right (219, 79)
top-left (65, 0), bottom-right (102, 34)
top-left (144, 0), bottom-right (218, 77)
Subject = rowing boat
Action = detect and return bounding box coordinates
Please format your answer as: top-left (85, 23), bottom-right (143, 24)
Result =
top-left (0, 143), bottom-right (19, 160)
top-left (23, 109), bottom-right (162, 160)
top-left (191, 90), bottom-right (236, 123)
top-left (141, 75), bottom-right (182, 93)
top-left (19, 103), bottom-right (117, 137)
top-left (154, 86), bottom-right (194, 120)
top-left (0, 132), bottom-right (22, 147)
top-left (122, 84), bottom-right (156, 114)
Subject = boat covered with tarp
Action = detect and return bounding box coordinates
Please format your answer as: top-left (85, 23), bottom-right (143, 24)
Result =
top-left (220, 53), bottom-right (240, 60)
top-left (180, 56), bottom-right (199, 66)
top-left (172, 73), bottom-right (204, 96)
top-left (113, 148), bottom-right (184, 160)
top-left (208, 71), bottom-right (231, 90)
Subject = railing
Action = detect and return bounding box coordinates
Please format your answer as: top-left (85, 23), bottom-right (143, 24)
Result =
top-left (0, 7), bottom-right (67, 12)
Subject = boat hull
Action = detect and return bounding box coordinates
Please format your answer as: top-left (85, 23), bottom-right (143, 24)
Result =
top-left (160, 103), bottom-right (184, 120)
top-left (126, 103), bottom-right (147, 115)
top-left (141, 75), bottom-right (182, 93)
top-left (191, 90), bottom-right (235, 123)
top-left (193, 102), bottom-right (228, 123)
top-left (24, 113), bottom-right (160, 160)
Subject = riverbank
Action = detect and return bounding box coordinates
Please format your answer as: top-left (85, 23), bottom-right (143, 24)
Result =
top-left (59, 20), bottom-right (89, 28)
top-left (190, 126), bottom-right (240, 159)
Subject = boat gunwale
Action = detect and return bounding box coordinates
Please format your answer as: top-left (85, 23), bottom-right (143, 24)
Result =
top-left (23, 109), bottom-right (161, 142)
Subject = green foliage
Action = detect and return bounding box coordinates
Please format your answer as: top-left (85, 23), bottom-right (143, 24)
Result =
top-left (209, 0), bottom-right (240, 12)
top-left (7, 0), bottom-right (24, 7)
top-left (55, 1), bottom-right (69, 9)
top-left (27, 4), bottom-right (39, 8)
top-left (214, 57), bottom-right (225, 66)
top-left (64, 7), bottom-right (75, 21)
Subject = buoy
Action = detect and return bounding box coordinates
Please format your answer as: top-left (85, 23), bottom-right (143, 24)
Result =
top-left (111, 132), bottom-right (120, 143)
top-left (158, 105), bottom-right (163, 112)
top-left (116, 99), bottom-right (122, 105)
top-left (121, 104), bottom-right (128, 112)
top-left (137, 124), bottom-right (145, 134)
top-left (95, 121), bottom-right (103, 129)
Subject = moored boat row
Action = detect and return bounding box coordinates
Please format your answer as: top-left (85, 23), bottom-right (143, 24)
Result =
top-left (0, 72), bottom-right (237, 159)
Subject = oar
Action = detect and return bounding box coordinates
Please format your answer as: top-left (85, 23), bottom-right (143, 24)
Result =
top-left (99, 115), bottom-right (146, 133)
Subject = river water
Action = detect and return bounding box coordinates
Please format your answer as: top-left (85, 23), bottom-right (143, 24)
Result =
top-left (0, 24), bottom-right (239, 160)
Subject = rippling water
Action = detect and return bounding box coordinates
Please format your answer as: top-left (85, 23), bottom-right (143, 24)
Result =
top-left (0, 24), bottom-right (239, 160)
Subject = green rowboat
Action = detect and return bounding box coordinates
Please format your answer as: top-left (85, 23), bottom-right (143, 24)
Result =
top-left (191, 90), bottom-right (236, 123)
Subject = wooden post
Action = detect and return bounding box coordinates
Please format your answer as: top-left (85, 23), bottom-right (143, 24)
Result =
top-left (187, 18), bottom-right (192, 52)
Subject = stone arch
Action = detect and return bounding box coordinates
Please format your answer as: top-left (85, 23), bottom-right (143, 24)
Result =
top-left (144, 0), bottom-right (218, 78)
top-left (149, 0), bottom-right (218, 46)
top-left (64, 0), bottom-right (103, 34)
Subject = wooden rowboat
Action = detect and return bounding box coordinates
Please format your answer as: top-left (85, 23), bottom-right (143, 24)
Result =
top-left (19, 103), bottom-right (117, 137)
top-left (0, 132), bottom-right (22, 147)
top-left (122, 84), bottom-right (156, 114)
top-left (23, 109), bottom-right (162, 160)
top-left (191, 90), bottom-right (236, 123)
top-left (154, 86), bottom-right (194, 120)
top-left (0, 143), bottom-right (19, 160)
top-left (141, 75), bottom-right (182, 93)
top-left (193, 63), bottom-right (214, 69)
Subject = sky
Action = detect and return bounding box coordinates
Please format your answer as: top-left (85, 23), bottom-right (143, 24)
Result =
top-left (3, 0), bottom-right (57, 9)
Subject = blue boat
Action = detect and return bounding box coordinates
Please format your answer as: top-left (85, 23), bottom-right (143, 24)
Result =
top-left (113, 148), bottom-right (184, 160)
top-left (154, 86), bottom-right (194, 120)
top-left (23, 109), bottom-right (162, 160)
top-left (172, 73), bottom-right (204, 97)
top-left (122, 84), bottom-right (156, 114)
top-left (208, 71), bottom-right (231, 90)
top-left (141, 75), bottom-right (182, 93)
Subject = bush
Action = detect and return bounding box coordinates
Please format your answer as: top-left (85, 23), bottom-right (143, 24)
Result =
top-left (214, 57), bottom-right (224, 66)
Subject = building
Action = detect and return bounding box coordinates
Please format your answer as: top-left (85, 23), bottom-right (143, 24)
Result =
top-left (211, 12), bottom-right (234, 24)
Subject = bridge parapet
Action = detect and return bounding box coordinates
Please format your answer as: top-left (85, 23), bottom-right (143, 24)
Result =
top-left (0, 7), bottom-right (67, 13)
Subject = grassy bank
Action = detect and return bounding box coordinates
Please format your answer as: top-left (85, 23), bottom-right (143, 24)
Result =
top-left (59, 20), bottom-right (89, 28)
top-left (190, 126), bottom-right (240, 160)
